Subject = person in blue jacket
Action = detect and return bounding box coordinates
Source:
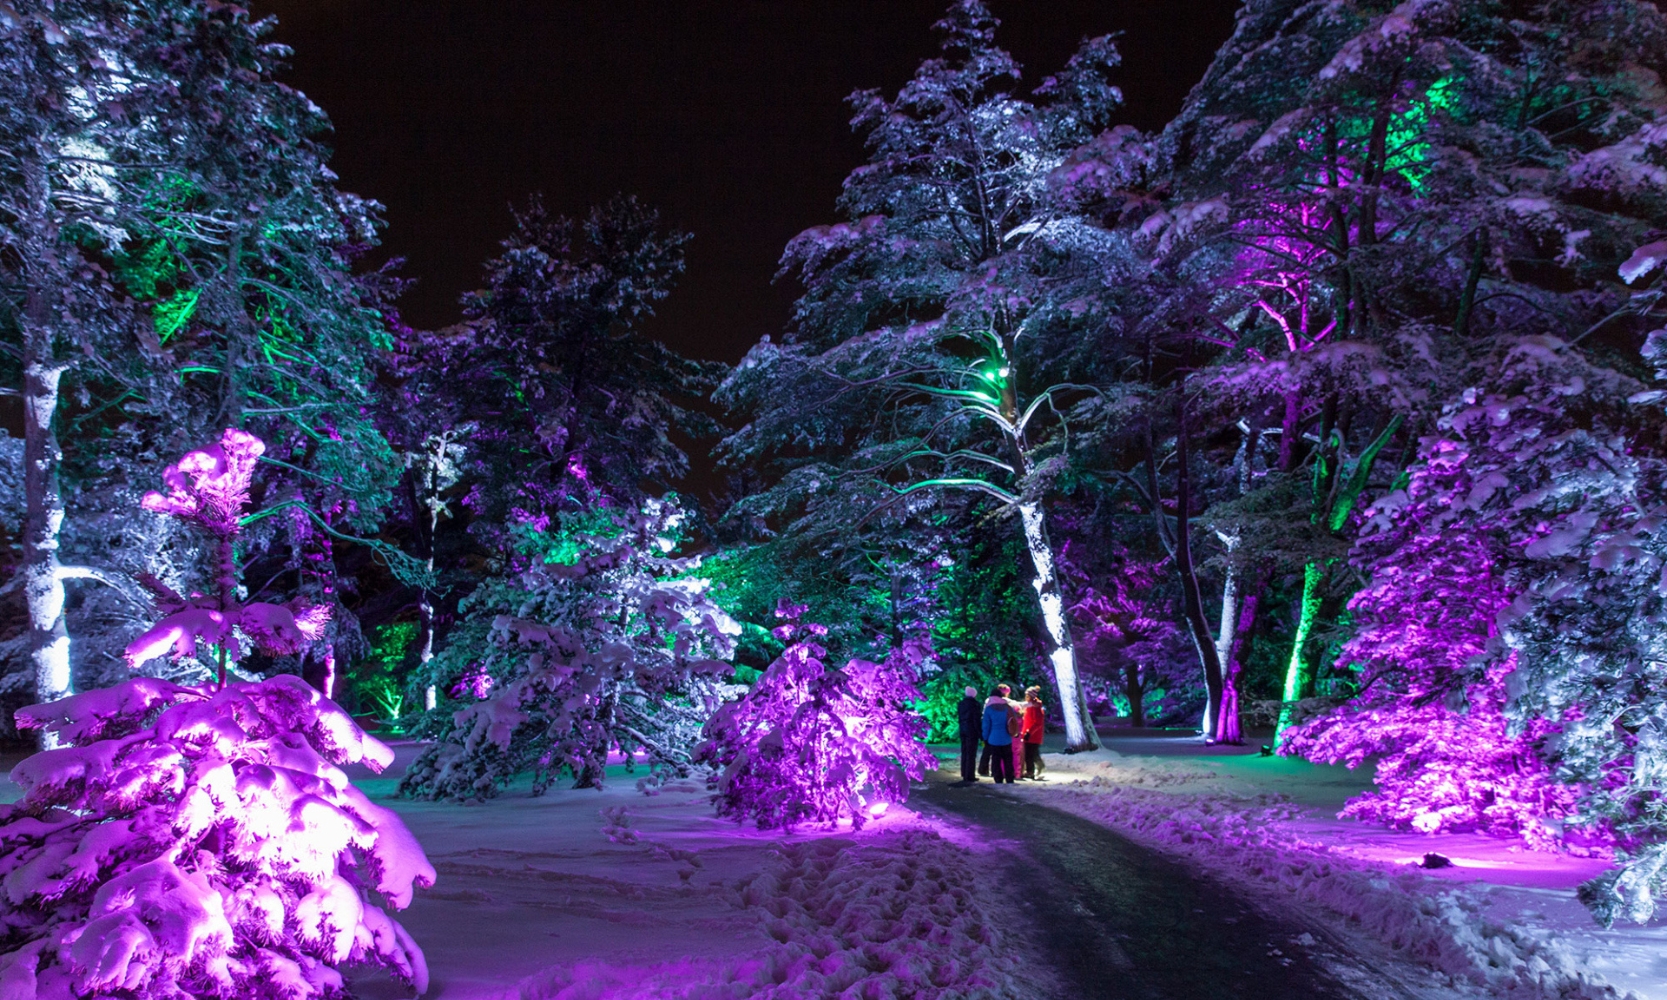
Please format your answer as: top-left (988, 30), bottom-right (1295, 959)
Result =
top-left (981, 687), bottom-right (1018, 784)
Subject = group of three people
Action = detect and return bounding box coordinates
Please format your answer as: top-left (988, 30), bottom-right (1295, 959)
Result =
top-left (955, 684), bottom-right (1046, 784)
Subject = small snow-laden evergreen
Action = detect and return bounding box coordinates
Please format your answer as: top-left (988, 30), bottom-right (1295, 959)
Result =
top-left (0, 677), bottom-right (434, 999)
top-left (0, 429), bottom-right (436, 998)
top-left (401, 498), bottom-right (742, 800)
top-left (696, 602), bottom-right (938, 831)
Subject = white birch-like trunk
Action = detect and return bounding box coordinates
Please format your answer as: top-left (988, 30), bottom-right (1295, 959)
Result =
top-left (1214, 530), bottom-right (1241, 671)
top-left (421, 502), bottom-right (440, 712)
top-left (421, 596), bottom-right (438, 711)
top-left (1017, 501), bottom-right (1097, 751)
top-left (23, 359), bottom-right (70, 749)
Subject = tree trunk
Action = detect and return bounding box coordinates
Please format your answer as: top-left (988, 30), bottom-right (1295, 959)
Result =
top-left (1213, 555), bottom-right (1241, 743)
top-left (22, 349), bottom-right (70, 749)
top-left (1276, 561), bottom-right (1324, 742)
top-left (1218, 573), bottom-right (1264, 744)
top-left (1016, 501), bottom-right (1098, 751)
top-left (1173, 407), bottom-right (1225, 742)
top-left (1123, 662), bottom-right (1145, 728)
top-left (420, 595), bottom-right (438, 711)
top-left (406, 469), bottom-right (441, 711)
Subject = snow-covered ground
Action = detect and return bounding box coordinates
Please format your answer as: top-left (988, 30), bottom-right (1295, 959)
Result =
top-left (1014, 731), bottom-right (1662, 1000)
top-left (336, 744), bottom-right (1045, 999)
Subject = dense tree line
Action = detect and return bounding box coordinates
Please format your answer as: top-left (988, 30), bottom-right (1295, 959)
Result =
top-left (5, 0), bottom-right (1667, 929)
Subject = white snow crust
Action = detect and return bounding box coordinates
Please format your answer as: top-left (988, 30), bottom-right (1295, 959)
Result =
top-left (331, 745), bottom-right (1033, 999)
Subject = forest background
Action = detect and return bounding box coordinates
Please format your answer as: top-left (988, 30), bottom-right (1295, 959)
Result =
top-left (7, 0), bottom-right (1667, 926)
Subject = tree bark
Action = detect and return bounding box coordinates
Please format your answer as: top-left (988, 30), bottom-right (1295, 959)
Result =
top-left (22, 350), bottom-right (71, 749)
top-left (1276, 561), bottom-right (1324, 742)
top-left (1017, 501), bottom-right (1098, 751)
top-left (1123, 661), bottom-right (1146, 728)
top-left (1173, 405), bottom-right (1226, 742)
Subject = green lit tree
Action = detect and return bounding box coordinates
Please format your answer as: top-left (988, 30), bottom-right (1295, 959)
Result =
top-left (1, 1), bottom-right (413, 725)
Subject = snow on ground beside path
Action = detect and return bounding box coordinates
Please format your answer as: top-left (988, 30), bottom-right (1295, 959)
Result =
top-left (336, 744), bottom-right (1040, 1000)
top-left (1017, 734), bottom-right (1656, 1000)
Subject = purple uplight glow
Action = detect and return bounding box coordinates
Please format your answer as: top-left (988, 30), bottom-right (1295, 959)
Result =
top-left (696, 600), bottom-right (937, 831)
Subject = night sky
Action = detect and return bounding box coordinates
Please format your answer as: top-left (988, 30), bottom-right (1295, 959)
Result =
top-left (250, 1), bottom-right (1242, 365)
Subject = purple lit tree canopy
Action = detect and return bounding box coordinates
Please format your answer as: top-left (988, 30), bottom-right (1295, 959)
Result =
top-left (696, 602), bottom-right (938, 831)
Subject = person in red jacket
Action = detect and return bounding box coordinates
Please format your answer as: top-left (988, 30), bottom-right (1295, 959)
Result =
top-left (1020, 686), bottom-right (1047, 780)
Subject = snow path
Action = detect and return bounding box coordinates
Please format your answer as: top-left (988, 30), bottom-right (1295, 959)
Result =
top-left (915, 777), bottom-right (1397, 999)
top-left (1014, 734), bottom-right (1655, 1000)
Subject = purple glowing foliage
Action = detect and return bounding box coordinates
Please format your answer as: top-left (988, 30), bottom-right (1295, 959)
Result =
top-left (450, 663), bottom-right (495, 700)
top-left (1063, 547), bottom-right (1195, 726)
top-left (0, 430), bottom-right (438, 995)
top-left (0, 675), bottom-right (436, 998)
top-left (696, 600), bottom-right (938, 831)
top-left (139, 428), bottom-right (265, 538)
top-left (1266, 378), bottom-right (1606, 846)
top-left (126, 429), bottom-right (331, 674)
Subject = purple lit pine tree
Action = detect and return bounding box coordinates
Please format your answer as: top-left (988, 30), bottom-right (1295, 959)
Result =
top-left (696, 601), bottom-right (938, 831)
top-left (0, 429), bottom-right (436, 997)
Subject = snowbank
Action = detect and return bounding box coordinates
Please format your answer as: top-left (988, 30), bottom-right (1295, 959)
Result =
top-left (344, 745), bottom-right (1034, 999)
top-left (1023, 744), bottom-right (1647, 1000)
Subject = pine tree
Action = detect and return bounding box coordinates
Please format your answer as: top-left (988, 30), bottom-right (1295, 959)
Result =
top-left (0, 428), bottom-right (435, 997)
top-left (400, 498), bottom-right (742, 799)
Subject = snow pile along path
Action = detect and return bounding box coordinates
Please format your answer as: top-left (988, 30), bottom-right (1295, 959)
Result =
top-left (1032, 749), bottom-right (1633, 1000)
top-left (502, 824), bottom-right (1026, 1000)
top-left (339, 745), bottom-right (1035, 1000)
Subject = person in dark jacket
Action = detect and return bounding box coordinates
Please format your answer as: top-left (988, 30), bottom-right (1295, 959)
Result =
top-left (977, 683), bottom-right (1012, 776)
top-left (956, 686), bottom-right (982, 783)
top-left (981, 687), bottom-right (1017, 783)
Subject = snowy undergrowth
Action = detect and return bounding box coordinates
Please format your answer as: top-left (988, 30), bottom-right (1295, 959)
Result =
top-left (1037, 754), bottom-right (1629, 1000)
top-left (499, 825), bottom-right (1026, 1000)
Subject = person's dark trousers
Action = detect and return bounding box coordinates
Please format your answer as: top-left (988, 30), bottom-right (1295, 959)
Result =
top-left (960, 734), bottom-right (980, 781)
top-left (989, 746), bottom-right (1015, 783)
top-left (1024, 742), bottom-right (1044, 779)
top-left (978, 742), bottom-right (994, 777)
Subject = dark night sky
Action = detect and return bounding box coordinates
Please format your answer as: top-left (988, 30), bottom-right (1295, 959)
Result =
top-left (249, 1), bottom-right (1243, 365)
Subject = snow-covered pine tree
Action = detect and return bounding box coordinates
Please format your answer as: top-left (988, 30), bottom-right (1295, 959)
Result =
top-left (0, 428), bottom-right (435, 997)
top-left (1226, 0), bottom-right (1667, 924)
top-left (695, 601), bottom-right (938, 831)
top-left (400, 498), bottom-right (741, 799)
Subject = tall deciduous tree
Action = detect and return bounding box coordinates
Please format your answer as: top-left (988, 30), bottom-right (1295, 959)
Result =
top-left (718, 1), bottom-right (1123, 750)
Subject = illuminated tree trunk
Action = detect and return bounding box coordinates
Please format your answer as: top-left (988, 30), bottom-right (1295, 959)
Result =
top-left (421, 597), bottom-right (438, 711)
top-left (22, 350), bottom-right (71, 750)
top-left (1213, 552), bottom-right (1242, 744)
top-left (1218, 584), bottom-right (1262, 745)
top-left (1275, 561), bottom-right (1324, 741)
top-left (1017, 501), bottom-right (1097, 751)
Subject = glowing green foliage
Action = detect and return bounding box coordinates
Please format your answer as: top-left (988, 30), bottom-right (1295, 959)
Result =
top-left (152, 288), bottom-right (198, 343)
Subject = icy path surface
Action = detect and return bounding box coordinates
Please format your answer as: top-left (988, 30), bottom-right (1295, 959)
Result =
top-left (1013, 731), bottom-right (1658, 1000)
top-left (343, 744), bottom-right (1049, 999)
top-left (917, 778), bottom-right (1419, 1000)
